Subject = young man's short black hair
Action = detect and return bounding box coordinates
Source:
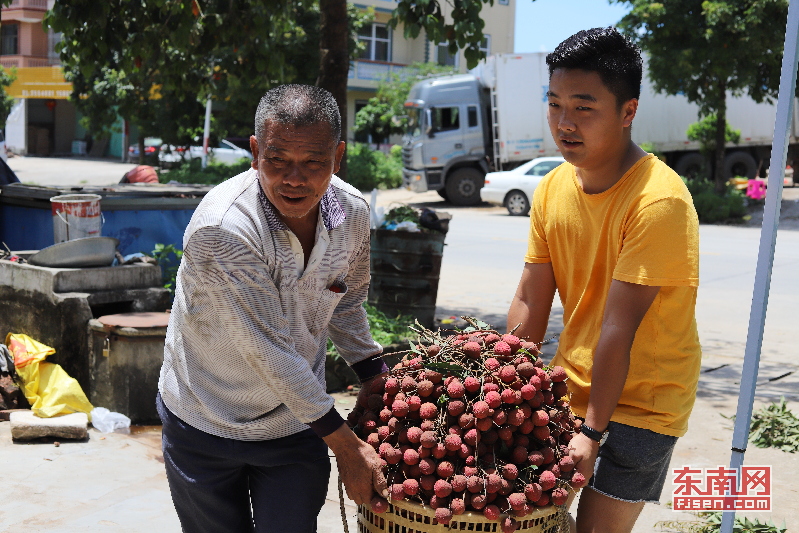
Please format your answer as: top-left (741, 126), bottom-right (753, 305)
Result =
top-left (546, 27), bottom-right (643, 107)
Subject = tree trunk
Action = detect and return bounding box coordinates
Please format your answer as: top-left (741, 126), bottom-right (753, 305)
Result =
top-left (318, 0), bottom-right (349, 182)
top-left (713, 90), bottom-right (727, 194)
top-left (138, 136), bottom-right (146, 166)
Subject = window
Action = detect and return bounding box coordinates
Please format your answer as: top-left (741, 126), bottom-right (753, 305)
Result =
top-left (432, 107), bottom-right (460, 132)
top-left (526, 160), bottom-right (563, 176)
top-left (436, 42), bottom-right (458, 67)
top-left (1, 24), bottom-right (19, 56)
top-left (48, 30), bottom-right (63, 63)
top-left (468, 106), bottom-right (478, 128)
top-left (480, 35), bottom-right (491, 56)
top-left (354, 100), bottom-right (370, 143)
top-left (498, 0), bottom-right (509, 5)
top-left (358, 23), bottom-right (391, 62)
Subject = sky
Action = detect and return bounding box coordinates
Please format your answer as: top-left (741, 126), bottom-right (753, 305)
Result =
top-left (514, 0), bottom-right (630, 53)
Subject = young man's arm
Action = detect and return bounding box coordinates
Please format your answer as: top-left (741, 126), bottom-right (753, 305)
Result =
top-left (507, 262), bottom-right (557, 346)
top-left (569, 279), bottom-right (659, 487)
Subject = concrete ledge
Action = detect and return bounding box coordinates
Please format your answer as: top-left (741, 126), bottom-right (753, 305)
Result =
top-left (10, 411), bottom-right (88, 441)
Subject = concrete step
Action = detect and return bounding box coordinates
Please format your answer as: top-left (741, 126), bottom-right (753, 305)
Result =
top-left (10, 410), bottom-right (88, 440)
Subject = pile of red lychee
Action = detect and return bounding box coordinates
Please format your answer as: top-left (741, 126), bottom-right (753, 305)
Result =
top-left (348, 323), bottom-right (581, 532)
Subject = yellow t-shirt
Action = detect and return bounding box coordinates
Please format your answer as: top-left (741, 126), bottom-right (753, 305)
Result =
top-left (525, 154), bottom-right (701, 437)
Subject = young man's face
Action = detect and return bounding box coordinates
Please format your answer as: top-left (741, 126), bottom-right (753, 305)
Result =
top-left (250, 120), bottom-right (345, 223)
top-left (546, 68), bottom-right (637, 170)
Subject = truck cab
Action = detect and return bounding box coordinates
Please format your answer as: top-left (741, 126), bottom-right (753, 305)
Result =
top-left (402, 75), bottom-right (491, 205)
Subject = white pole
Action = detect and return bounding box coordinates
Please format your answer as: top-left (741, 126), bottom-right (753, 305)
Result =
top-left (202, 95), bottom-right (212, 169)
top-left (720, 1), bottom-right (799, 531)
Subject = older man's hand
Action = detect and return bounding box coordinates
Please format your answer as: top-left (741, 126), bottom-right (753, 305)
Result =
top-left (323, 423), bottom-right (388, 505)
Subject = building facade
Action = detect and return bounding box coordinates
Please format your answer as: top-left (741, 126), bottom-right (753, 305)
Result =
top-left (348, 0), bottom-right (516, 143)
top-left (1, 0), bottom-right (515, 156)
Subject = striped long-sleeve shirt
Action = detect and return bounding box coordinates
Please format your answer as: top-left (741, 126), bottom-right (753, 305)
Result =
top-left (158, 169), bottom-right (385, 441)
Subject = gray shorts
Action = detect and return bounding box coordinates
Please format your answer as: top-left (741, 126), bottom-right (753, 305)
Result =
top-left (588, 421), bottom-right (678, 504)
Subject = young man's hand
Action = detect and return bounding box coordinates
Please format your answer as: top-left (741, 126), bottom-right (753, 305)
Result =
top-left (323, 423), bottom-right (388, 505)
top-left (567, 431), bottom-right (600, 489)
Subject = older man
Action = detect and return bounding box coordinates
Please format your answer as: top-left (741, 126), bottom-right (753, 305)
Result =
top-left (157, 84), bottom-right (387, 532)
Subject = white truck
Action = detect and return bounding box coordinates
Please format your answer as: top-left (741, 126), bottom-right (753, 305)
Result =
top-left (401, 52), bottom-right (794, 205)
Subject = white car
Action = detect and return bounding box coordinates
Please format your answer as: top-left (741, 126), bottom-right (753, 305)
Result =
top-left (159, 139), bottom-right (253, 168)
top-left (480, 156), bottom-right (566, 216)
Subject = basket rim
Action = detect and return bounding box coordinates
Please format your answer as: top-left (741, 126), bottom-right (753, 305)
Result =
top-left (386, 497), bottom-right (560, 523)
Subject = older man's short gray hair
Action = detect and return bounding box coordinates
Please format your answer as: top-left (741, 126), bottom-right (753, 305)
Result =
top-left (254, 84), bottom-right (341, 145)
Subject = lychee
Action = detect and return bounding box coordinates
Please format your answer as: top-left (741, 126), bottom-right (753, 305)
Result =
top-left (464, 376), bottom-right (481, 393)
top-left (463, 341), bottom-right (482, 359)
top-left (403, 448), bottom-right (420, 465)
top-left (444, 433), bottom-right (462, 451)
top-left (493, 341), bottom-right (512, 358)
top-left (551, 487), bottom-right (569, 506)
top-left (446, 379), bottom-right (466, 398)
top-left (434, 479), bottom-right (453, 498)
top-left (483, 504), bottom-right (501, 521)
top-left (501, 334), bottom-right (522, 353)
top-left (403, 478), bottom-right (419, 496)
top-left (485, 391), bottom-right (502, 408)
top-left (451, 474), bottom-right (467, 492)
top-left (406, 426), bottom-right (423, 444)
top-left (389, 483), bottom-right (405, 500)
top-left (392, 400), bottom-right (409, 417)
top-left (417, 380), bottom-right (434, 397)
top-left (499, 365), bottom-right (518, 383)
top-left (571, 471), bottom-right (586, 486)
top-left (371, 495), bottom-right (389, 513)
top-left (538, 470), bottom-right (556, 490)
top-left (508, 492), bottom-right (526, 511)
top-left (503, 463), bottom-right (519, 480)
top-left (437, 460), bottom-right (455, 478)
top-left (419, 403), bottom-right (438, 420)
top-left (434, 507), bottom-right (452, 525)
top-left (549, 365), bottom-right (567, 382)
top-left (467, 475), bottom-right (484, 493)
top-left (384, 378), bottom-right (400, 395)
top-left (486, 473), bottom-right (502, 494)
top-left (524, 483), bottom-right (542, 502)
top-left (447, 400), bottom-right (466, 417)
top-left (450, 497), bottom-right (466, 515)
top-left (501, 516), bottom-right (518, 533)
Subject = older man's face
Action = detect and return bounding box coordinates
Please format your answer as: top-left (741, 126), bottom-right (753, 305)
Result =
top-left (250, 120), bottom-right (345, 223)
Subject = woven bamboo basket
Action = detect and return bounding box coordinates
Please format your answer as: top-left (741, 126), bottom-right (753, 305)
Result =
top-left (358, 498), bottom-right (563, 533)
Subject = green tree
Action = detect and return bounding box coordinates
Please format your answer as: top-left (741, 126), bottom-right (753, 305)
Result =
top-left (614, 0), bottom-right (788, 191)
top-left (392, 0), bottom-right (512, 69)
top-left (686, 113), bottom-right (740, 157)
top-left (354, 63), bottom-right (454, 147)
top-left (45, 1), bottom-right (371, 174)
top-left (0, 66), bottom-right (16, 130)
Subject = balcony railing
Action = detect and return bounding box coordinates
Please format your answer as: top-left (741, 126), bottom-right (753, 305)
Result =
top-left (348, 60), bottom-right (414, 84)
top-left (6, 0), bottom-right (48, 9)
top-left (0, 56), bottom-right (55, 68)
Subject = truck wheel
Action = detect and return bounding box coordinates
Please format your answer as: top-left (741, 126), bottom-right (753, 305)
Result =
top-left (437, 189), bottom-right (449, 200)
top-left (724, 151), bottom-right (758, 180)
top-left (505, 190), bottom-right (530, 216)
top-left (445, 168), bottom-right (484, 206)
top-left (674, 153), bottom-right (708, 179)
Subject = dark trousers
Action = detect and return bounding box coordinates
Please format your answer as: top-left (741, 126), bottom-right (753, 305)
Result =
top-left (157, 394), bottom-right (331, 533)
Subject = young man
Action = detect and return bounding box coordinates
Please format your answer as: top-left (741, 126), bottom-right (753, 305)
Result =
top-left (507, 28), bottom-right (701, 533)
top-left (158, 85), bottom-right (388, 532)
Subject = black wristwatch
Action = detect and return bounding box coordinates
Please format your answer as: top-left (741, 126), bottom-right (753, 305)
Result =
top-left (580, 424), bottom-right (609, 446)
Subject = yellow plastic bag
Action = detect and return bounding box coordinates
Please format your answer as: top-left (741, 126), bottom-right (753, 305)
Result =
top-left (5, 333), bottom-right (94, 419)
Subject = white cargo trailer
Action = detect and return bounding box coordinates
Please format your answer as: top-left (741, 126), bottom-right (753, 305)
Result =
top-left (402, 52), bottom-right (797, 205)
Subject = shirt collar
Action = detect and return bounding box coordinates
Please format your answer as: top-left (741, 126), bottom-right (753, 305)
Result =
top-left (258, 179), bottom-right (346, 232)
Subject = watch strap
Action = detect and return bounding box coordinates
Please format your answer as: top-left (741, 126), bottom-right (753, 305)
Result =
top-left (580, 424), bottom-right (606, 443)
